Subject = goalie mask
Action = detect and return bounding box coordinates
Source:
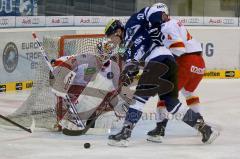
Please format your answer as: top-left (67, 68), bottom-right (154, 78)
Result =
top-left (96, 38), bottom-right (116, 64)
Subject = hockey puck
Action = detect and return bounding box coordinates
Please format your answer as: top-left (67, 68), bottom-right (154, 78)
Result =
top-left (84, 143), bottom-right (91, 149)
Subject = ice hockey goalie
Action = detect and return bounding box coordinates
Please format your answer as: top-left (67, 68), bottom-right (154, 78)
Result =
top-left (49, 41), bottom-right (131, 135)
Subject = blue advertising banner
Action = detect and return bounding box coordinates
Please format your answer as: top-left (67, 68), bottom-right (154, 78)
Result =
top-left (0, 0), bottom-right (37, 16)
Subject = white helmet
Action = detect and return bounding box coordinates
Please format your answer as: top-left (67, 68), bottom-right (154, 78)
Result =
top-left (152, 3), bottom-right (169, 15)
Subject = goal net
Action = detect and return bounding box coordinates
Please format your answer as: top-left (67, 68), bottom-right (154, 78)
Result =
top-left (0, 33), bottom-right (123, 132)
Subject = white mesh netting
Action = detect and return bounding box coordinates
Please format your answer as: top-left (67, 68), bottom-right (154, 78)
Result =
top-left (0, 34), bottom-right (122, 131)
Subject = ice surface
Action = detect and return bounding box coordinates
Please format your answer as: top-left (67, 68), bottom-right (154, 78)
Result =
top-left (0, 79), bottom-right (240, 159)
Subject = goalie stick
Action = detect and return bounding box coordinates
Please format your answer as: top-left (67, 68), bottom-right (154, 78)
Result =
top-left (62, 89), bottom-right (119, 136)
top-left (32, 32), bottom-right (85, 130)
top-left (62, 53), bottom-right (140, 136)
top-left (0, 114), bottom-right (32, 133)
top-left (62, 111), bottom-right (98, 136)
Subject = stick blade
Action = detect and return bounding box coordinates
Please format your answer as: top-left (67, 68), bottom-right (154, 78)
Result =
top-left (29, 117), bottom-right (35, 133)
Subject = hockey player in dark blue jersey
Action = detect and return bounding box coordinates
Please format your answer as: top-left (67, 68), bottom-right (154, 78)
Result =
top-left (104, 5), bottom-right (219, 147)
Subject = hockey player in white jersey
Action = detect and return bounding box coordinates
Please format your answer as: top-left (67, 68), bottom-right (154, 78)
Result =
top-left (49, 41), bottom-right (130, 135)
top-left (147, 3), bottom-right (210, 143)
top-left (105, 6), bottom-right (219, 147)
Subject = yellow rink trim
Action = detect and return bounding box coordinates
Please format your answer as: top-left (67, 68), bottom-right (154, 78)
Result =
top-left (0, 80), bottom-right (33, 93)
top-left (0, 70), bottom-right (240, 92)
top-left (204, 70), bottom-right (240, 79)
top-left (135, 70), bottom-right (240, 80)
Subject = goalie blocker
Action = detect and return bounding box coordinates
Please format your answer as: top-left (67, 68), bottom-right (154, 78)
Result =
top-left (50, 53), bottom-right (131, 135)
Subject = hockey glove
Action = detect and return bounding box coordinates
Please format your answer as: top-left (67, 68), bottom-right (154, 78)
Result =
top-left (123, 60), bottom-right (140, 78)
top-left (120, 61), bottom-right (140, 86)
top-left (117, 46), bottom-right (127, 57)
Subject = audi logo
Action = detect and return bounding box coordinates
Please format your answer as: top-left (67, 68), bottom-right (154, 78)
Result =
top-left (179, 19), bottom-right (187, 23)
top-left (188, 18), bottom-right (200, 24)
top-left (91, 18), bottom-right (100, 24)
top-left (223, 19), bottom-right (235, 25)
top-left (61, 18), bottom-right (69, 24)
top-left (21, 17), bottom-right (40, 25)
top-left (32, 18), bottom-right (40, 24)
top-left (0, 18), bottom-right (9, 26)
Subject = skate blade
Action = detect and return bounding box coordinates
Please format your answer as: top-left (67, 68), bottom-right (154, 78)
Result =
top-left (108, 139), bottom-right (129, 147)
top-left (205, 130), bottom-right (220, 144)
top-left (147, 135), bottom-right (163, 143)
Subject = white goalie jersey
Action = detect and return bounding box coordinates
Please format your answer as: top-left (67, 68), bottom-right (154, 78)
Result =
top-left (50, 54), bottom-right (122, 125)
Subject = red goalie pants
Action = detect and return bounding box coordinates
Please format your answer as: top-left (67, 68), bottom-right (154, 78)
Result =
top-left (176, 52), bottom-right (205, 92)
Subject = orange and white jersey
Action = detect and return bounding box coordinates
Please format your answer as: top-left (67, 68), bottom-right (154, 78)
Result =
top-left (161, 18), bottom-right (202, 56)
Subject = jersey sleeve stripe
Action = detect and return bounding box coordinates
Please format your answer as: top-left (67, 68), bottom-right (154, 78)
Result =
top-left (169, 42), bottom-right (185, 49)
top-left (54, 61), bottom-right (72, 70)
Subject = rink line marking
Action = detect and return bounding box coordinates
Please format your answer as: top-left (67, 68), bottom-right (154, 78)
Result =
top-left (0, 98), bottom-right (26, 103)
top-left (0, 133), bottom-right (49, 143)
top-left (0, 135), bottom-right (33, 142)
top-left (0, 128), bottom-right (53, 143)
top-left (0, 101), bottom-right (24, 108)
top-left (201, 95), bottom-right (240, 105)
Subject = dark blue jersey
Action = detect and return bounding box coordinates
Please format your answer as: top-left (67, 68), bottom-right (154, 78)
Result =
top-left (123, 7), bottom-right (166, 62)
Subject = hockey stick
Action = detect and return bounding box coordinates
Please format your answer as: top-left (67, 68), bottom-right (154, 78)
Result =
top-left (32, 33), bottom-right (53, 72)
top-left (62, 89), bottom-right (119, 136)
top-left (62, 111), bottom-right (98, 136)
top-left (0, 114), bottom-right (32, 133)
top-left (62, 110), bottom-right (110, 136)
top-left (32, 32), bottom-right (85, 129)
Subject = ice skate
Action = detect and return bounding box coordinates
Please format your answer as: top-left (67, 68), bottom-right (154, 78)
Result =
top-left (147, 122), bottom-right (165, 143)
top-left (197, 120), bottom-right (220, 144)
top-left (108, 125), bottom-right (132, 147)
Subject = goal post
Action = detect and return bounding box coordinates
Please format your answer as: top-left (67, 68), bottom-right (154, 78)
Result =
top-left (0, 33), bottom-right (123, 133)
top-left (59, 34), bottom-right (105, 56)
